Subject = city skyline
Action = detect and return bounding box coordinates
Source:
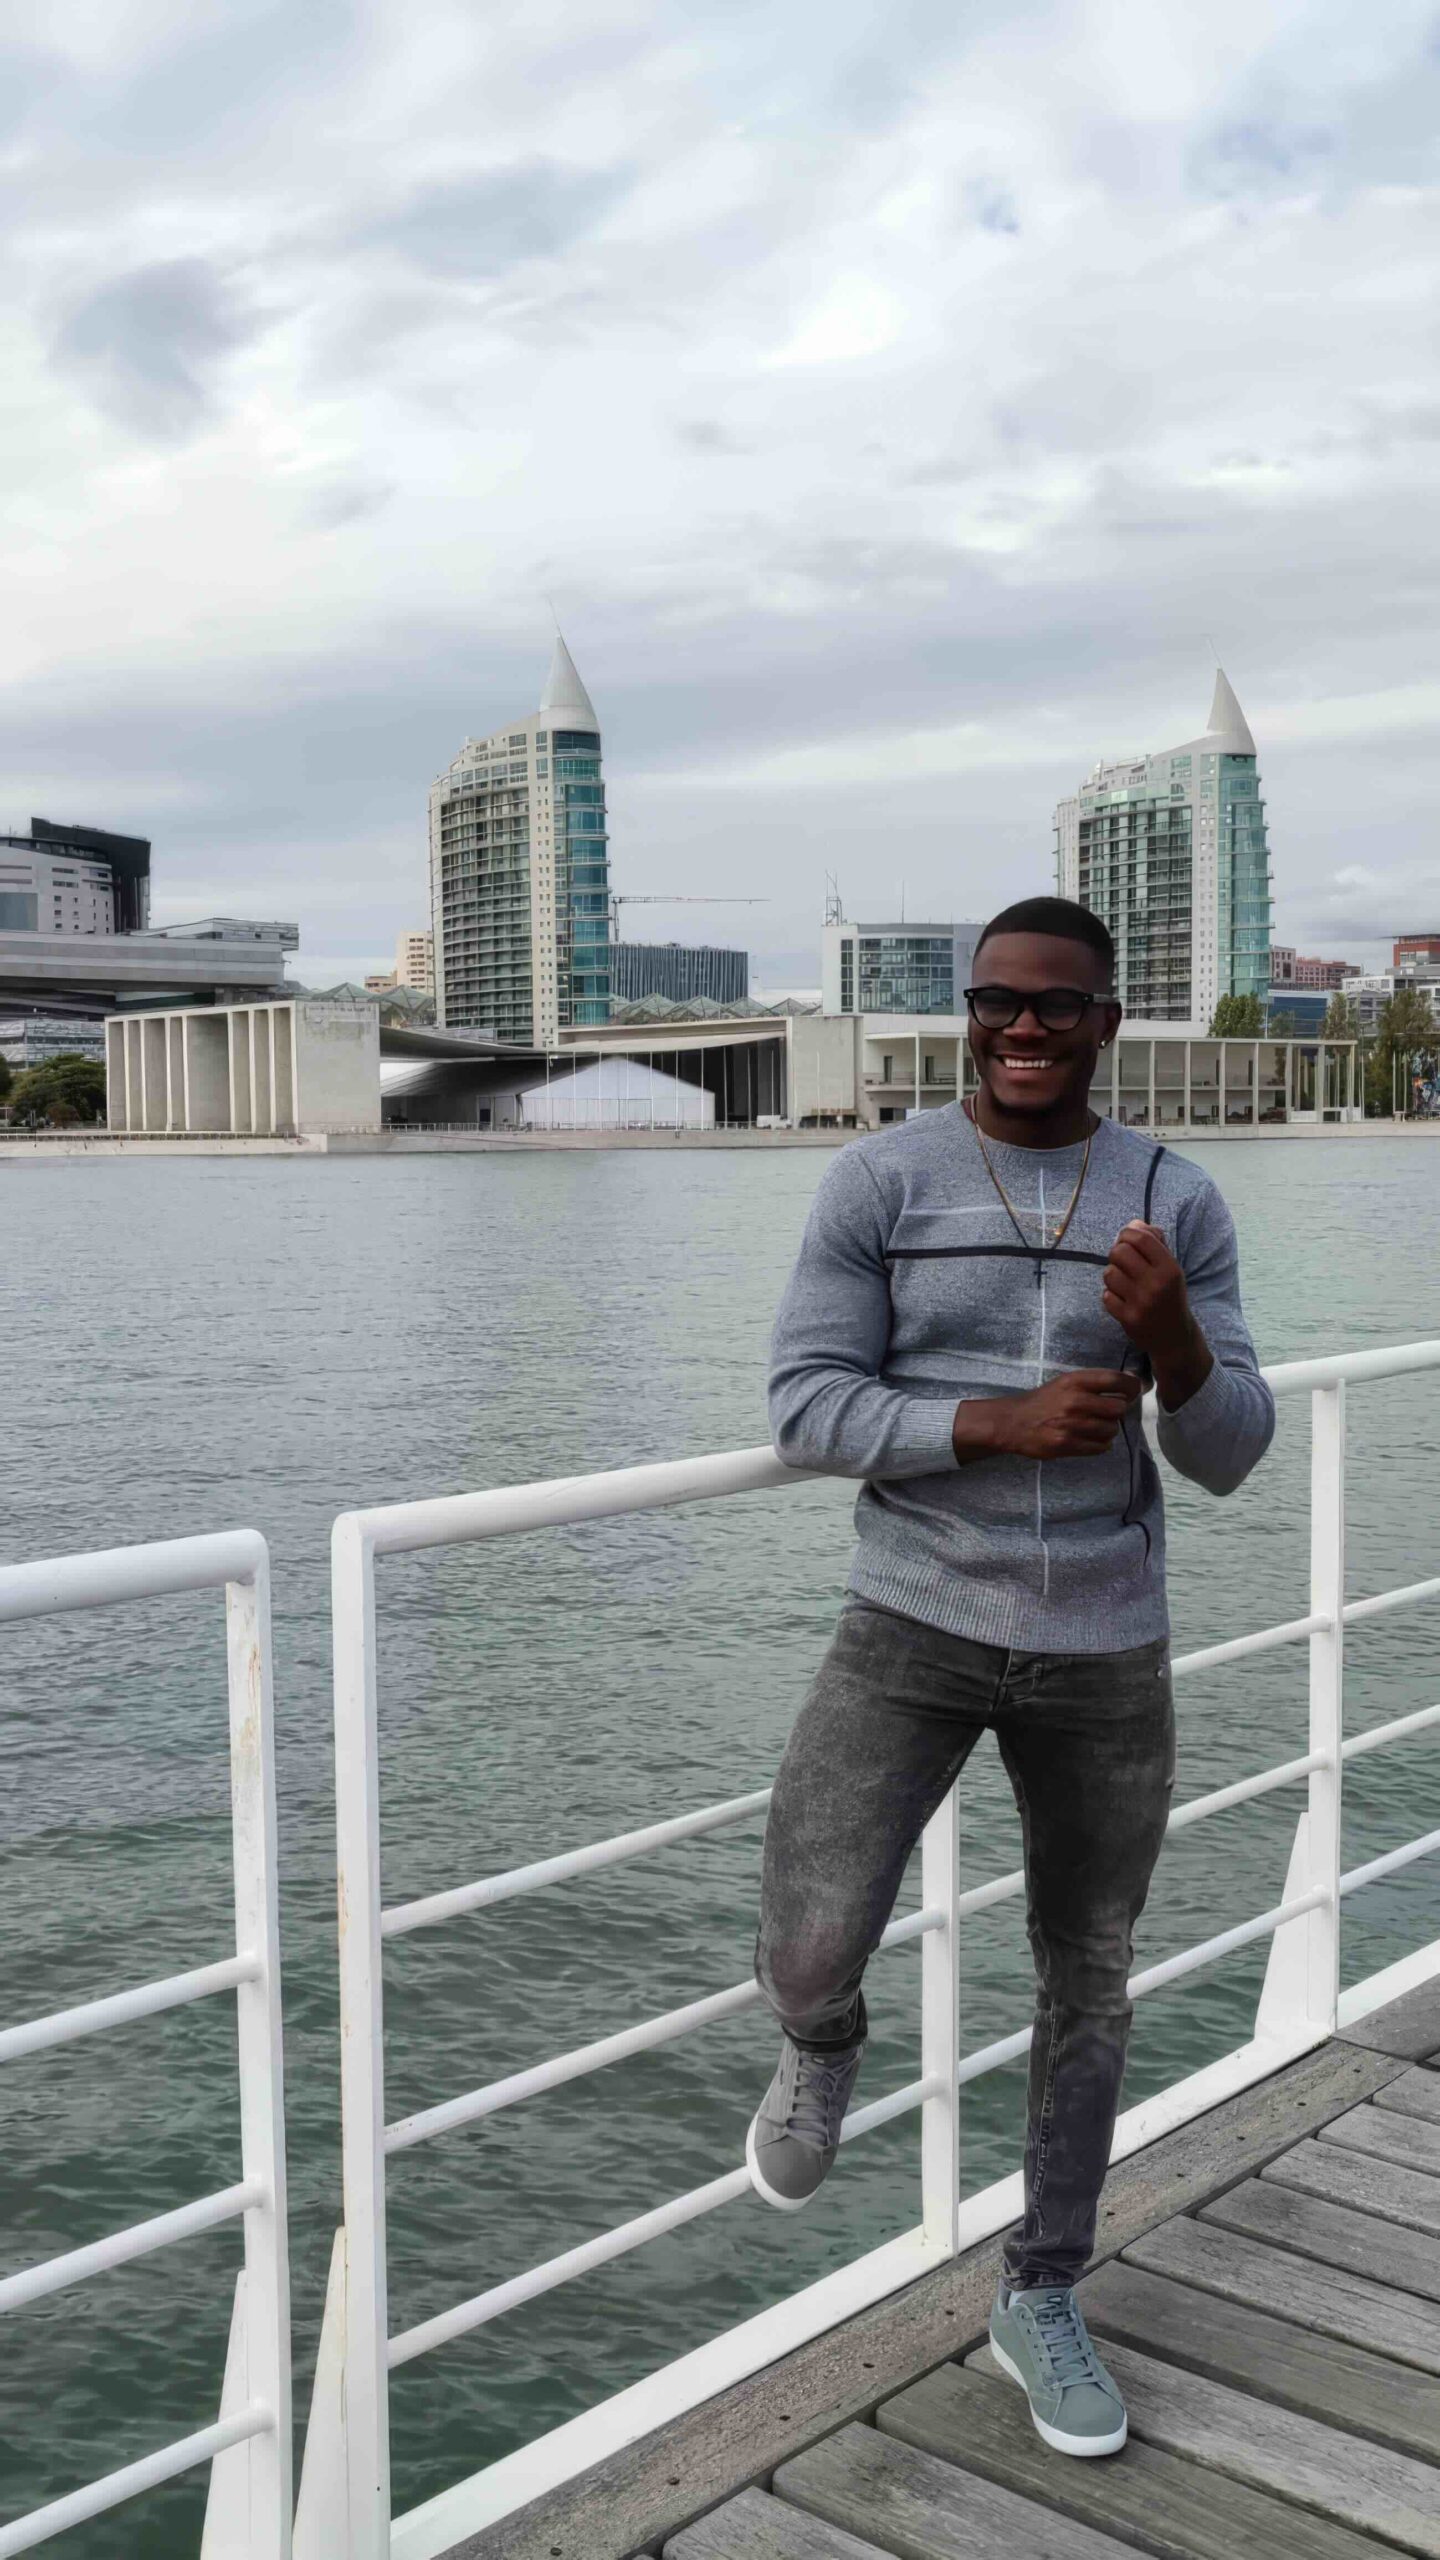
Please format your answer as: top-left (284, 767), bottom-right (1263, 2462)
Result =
top-left (2, 5), bottom-right (1437, 987)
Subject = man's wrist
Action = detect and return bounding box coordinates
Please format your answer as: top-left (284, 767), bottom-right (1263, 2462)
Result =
top-left (951, 1395), bottom-right (1015, 1462)
top-left (1151, 1319), bottom-right (1213, 1412)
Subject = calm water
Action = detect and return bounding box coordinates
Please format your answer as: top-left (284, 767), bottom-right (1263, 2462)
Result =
top-left (3, 1135), bottom-right (1440, 2550)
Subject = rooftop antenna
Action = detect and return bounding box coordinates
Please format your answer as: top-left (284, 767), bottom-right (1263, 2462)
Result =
top-left (824, 872), bottom-right (844, 926)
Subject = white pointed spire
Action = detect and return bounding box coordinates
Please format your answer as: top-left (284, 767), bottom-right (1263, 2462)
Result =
top-left (1205, 666), bottom-right (1255, 755)
top-left (540, 632), bottom-right (599, 729)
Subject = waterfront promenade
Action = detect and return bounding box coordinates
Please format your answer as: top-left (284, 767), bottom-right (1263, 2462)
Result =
top-left (3, 1118), bottom-right (1440, 1158)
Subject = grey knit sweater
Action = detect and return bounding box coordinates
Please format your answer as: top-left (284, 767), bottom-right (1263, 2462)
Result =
top-left (768, 1107), bottom-right (1274, 1652)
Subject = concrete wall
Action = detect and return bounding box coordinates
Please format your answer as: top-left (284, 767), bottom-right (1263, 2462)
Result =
top-left (293, 1002), bottom-right (381, 1133)
top-left (187, 1015), bottom-right (230, 1128)
top-left (789, 1014), bottom-right (859, 1122)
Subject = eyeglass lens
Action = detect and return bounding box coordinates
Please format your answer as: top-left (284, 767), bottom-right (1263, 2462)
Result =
top-left (968, 986), bottom-right (1089, 1031)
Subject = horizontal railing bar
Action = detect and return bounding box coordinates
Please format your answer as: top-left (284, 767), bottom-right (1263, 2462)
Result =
top-left (387, 1727), bottom-right (1341, 1964)
top-left (0, 2181), bottom-right (260, 2318)
top-left (382, 1788), bottom-right (774, 1941)
top-left (384, 1910), bottom-right (942, 2154)
top-left (1166, 1750), bottom-right (1328, 1831)
top-left (0, 1955), bottom-right (259, 2067)
top-left (1260, 1340), bottom-right (1440, 1397)
top-left (388, 1776), bottom-right (1355, 2158)
top-left (1340, 1827), bottom-right (1440, 1899)
top-left (953, 1887), bottom-right (1330, 2092)
top-left (0, 1529), bottom-right (265, 1625)
top-left (1343, 1575), bottom-right (1440, 1626)
top-left (359, 1445), bottom-right (805, 1562)
top-left (344, 1343), bottom-right (1440, 1567)
top-left (1128, 1887), bottom-right (1327, 1999)
top-left (0, 2405), bottom-right (271, 2560)
top-left (1171, 1613), bottom-right (1326, 1677)
top-left (1342, 1702), bottom-right (1440, 1762)
top-left (386, 2076), bottom-right (932, 2371)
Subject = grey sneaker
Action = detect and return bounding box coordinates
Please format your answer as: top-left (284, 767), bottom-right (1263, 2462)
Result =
top-left (988, 2281), bottom-right (1127, 2456)
top-left (746, 2038), bottom-right (864, 2210)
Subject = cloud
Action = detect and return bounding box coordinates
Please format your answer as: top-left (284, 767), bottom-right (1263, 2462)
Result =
top-left (53, 259), bottom-right (255, 439)
top-left (360, 162), bottom-right (632, 281)
top-left (674, 419), bottom-right (749, 453)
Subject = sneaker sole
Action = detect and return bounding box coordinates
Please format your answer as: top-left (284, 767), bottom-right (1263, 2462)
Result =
top-left (745, 2113), bottom-right (824, 2212)
top-left (989, 2333), bottom-right (1128, 2458)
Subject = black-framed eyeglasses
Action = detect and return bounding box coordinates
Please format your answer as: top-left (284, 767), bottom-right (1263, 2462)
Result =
top-left (964, 984), bottom-right (1113, 1032)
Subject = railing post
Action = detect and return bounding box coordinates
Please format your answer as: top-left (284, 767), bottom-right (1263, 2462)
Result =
top-left (919, 1783), bottom-right (961, 2255)
top-left (332, 1514), bottom-right (391, 2560)
top-left (1307, 1381), bottom-right (1346, 2030)
top-left (219, 1549), bottom-right (292, 2557)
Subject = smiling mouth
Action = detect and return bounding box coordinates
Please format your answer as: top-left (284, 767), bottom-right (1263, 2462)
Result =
top-left (996, 1055), bottom-right (1055, 1073)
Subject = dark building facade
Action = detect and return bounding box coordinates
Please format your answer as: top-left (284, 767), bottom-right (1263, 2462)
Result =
top-left (610, 941), bottom-right (748, 1008)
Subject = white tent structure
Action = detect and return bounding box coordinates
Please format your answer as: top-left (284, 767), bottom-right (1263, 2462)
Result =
top-left (520, 1055), bottom-right (714, 1130)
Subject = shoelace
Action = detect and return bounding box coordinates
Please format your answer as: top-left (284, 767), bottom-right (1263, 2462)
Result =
top-left (1023, 2287), bottom-right (1101, 2387)
top-left (785, 2055), bottom-right (855, 2153)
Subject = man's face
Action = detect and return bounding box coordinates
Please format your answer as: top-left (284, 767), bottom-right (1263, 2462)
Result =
top-left (966, 930), bottom-right (1121, 1126)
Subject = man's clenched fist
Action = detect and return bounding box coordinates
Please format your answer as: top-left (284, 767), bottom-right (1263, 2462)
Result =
top-left (1103, 1221), bottom-right (1213, 1411)
top-left (953, 1369), bottom-right (1143, 1464)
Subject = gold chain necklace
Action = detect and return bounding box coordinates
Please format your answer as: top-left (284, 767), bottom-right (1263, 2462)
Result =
top-left (965, 1101), bottom-right (1094, 1287)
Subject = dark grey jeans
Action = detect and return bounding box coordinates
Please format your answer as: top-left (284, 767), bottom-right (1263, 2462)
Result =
top-left (755, 1598), bottom-right (1175, 2290)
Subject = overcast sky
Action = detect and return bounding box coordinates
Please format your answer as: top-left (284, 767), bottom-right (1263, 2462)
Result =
top-left (4, 0), bottom-right (1438, 988)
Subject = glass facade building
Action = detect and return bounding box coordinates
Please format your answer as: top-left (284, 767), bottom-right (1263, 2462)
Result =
top-left (1055, 671), bottom-right (1273, 1025)
top-left (429, 639), bottom-right (612, 1044)
top-left (822, 920), bottom-right (981, 1018)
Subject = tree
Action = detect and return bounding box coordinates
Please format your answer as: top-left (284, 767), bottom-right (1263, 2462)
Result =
top-left (1266, 1008), bottom-right (1301, 1040)
top-left (1322, 991), bottom-right (1361, 1043)
top-left (9, 1052), bottom-right (107, 1125)
top-left (0, 1052), bottom-right (11, 1105)
top-left (1365, 986), bottom-right (1440, 1117)
top-left (1208, 993), bottom-right (1264, 1037)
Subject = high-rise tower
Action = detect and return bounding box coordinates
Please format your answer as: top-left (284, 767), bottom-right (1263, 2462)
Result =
top-left (429, 637), bottom-right (612, 1043)
top-left (1054, 670), bottom-right (1273, 1023)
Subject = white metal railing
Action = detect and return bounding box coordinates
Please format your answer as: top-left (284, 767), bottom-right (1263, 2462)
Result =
top-left (303, 1342), bottom-right (1440, 2560)
top-left (0, 1533), bottom-right (292, 2560)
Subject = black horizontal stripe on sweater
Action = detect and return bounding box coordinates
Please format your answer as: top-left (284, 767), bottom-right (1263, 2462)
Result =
top-left (884, 1242), bottom-right (1111, 1267)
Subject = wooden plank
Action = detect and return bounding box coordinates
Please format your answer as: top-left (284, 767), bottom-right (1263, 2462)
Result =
top-left (664, 2484), bottom-right (891, 2559)
top-left (1077, 2258), bottom-right (1440, 2460)
top-left (1373, 2069), bottom-right (1440, 2127)
top-left (1262, 2137), bottom-right (1440, 2238)
top-left (880, 2358), bottom-right (1394, 2560)
top-left (1320, 2105), bottom-right (1440, 2178)
top-left (438, 2037), bottom-right (1402, 2560)
top-left (1338, 1977), bottom-right (1440, 2064)
top-left (775, 2421), bottom-right (1138, 2560)
top-left (968, 2337), bottom-right (1440, 2559)
top-left (1203, 2176), bottom-right (1440, 2305)
top-left (1122, 2213), bottom-right (1440, 2372)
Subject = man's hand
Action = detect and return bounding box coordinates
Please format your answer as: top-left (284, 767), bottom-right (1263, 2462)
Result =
top-left (1103, 1221), bottom-right (1213, 1411)
top-left (952, 1370), bottom-right (1144, 1464)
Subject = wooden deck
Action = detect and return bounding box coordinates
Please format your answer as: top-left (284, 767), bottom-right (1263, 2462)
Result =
top-left (449, 1977), bottom-right (1440, 2560)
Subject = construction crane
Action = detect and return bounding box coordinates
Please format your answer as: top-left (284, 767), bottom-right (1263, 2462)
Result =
top-left (607, 892), bottom-right (768, 936)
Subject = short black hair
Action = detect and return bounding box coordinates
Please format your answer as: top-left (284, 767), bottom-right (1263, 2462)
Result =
top-left (974, 896), bottom-right (1115, 989)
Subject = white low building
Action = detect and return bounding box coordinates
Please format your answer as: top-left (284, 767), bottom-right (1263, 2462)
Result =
top-left (106, 999), bottom-right (381, 1135)
top-left (520, 1055), bottom-right (714, 1130)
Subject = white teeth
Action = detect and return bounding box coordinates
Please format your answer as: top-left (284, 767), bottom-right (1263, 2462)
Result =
top-left (999, 1058), bottom-right (1049, 1070)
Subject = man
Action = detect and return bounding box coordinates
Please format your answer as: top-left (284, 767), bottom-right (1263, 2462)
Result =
top-left (748, 895), bottom-right (1274, 2458)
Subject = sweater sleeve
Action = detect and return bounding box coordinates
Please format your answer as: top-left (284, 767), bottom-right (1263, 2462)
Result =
top-left (768, 1147), bottom-right (961, 1479)
top-left (1155, 1179), bottom-right (1275, 1496)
